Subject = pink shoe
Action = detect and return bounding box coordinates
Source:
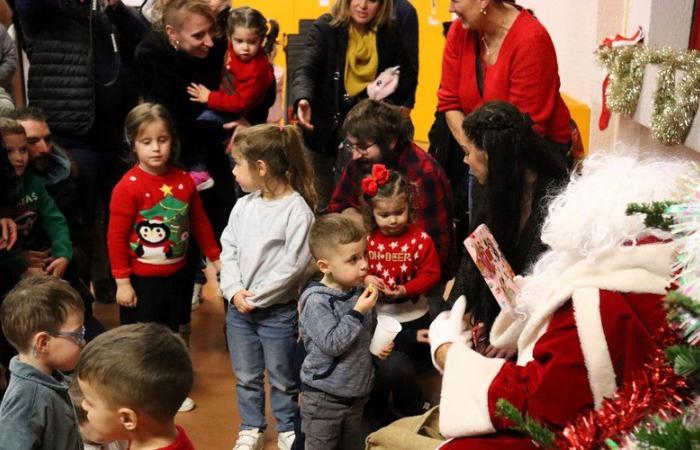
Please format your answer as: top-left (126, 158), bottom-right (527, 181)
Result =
top-left (190, 170), bottom-right (215, 191)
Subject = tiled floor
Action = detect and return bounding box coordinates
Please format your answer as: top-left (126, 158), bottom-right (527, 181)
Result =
top-left (93, 281), bottom-right (282, 450)
top-left (93, 279), bottom-right (450, 450)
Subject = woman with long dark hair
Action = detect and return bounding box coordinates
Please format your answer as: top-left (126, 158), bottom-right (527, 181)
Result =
top-left (447, 100), bottom-right (568, 356)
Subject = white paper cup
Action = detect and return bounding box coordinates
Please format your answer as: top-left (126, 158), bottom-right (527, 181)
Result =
top-left (370, 315), bottom-right (402, 356)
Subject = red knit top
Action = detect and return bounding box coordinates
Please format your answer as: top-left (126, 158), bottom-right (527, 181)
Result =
top-left (207, 43), bottom-right (275, 114)
top-left (367, 224), bottom-right (441, 298)
top-left (108, 165), bottom-right (220, 279)
top-left (437, 10), bottom-right (571, 144)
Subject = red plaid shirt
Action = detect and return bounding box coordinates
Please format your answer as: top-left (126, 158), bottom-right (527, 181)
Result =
top-left (328, 143), bottom-right (457, 280)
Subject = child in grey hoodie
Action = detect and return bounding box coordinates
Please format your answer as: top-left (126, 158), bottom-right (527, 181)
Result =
top-left (300, 214), bottom-right (393, 450)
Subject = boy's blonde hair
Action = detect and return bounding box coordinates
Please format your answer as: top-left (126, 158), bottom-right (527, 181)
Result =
top-left (233, 124), bottom-right (317, 212)
top-left (76, 323), bottom-right (193, 424)
top-left (309, 213), bottom-right (365, 260)
top-left (1, 277), bottom-right (84, 353)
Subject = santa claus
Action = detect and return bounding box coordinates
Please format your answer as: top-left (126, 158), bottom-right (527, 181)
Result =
top-left (429, 154), bottom-right (693, 449)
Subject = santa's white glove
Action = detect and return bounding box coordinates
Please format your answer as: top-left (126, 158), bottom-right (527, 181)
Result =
top-left (429, 296), bottom-right (468, 373)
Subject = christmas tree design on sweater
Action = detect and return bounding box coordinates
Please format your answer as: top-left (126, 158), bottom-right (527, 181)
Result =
top-left (129, 184), bottom-right (190, 264)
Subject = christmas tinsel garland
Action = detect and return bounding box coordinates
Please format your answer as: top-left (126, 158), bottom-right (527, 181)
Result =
top-left (596, 45), bottom-right (700, 146)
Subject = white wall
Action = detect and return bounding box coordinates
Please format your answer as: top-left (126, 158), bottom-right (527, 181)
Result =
top-left (518, 0), bottom-right (700, 161)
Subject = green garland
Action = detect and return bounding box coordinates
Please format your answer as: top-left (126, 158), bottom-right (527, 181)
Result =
top-left (596, 45), bottom-right (700, 146)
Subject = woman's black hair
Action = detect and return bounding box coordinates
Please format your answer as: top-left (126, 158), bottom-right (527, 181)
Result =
top-left (460, 100), bottom-right (567, 329)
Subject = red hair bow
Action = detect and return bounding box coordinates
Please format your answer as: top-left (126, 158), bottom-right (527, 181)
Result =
top-left (361, 164), bottom-right (391, 197)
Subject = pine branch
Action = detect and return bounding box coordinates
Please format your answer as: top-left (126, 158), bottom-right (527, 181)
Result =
top-left (495, 399), bottom-right (556, 448)
top-left (635, 417), bottom-right (700, 449)
top-left (626, 201), bottom-right (679, 231)
top-left (666, 345), bottom-right (700, 380)
top-left (666, 291), bottom-right (700, 318)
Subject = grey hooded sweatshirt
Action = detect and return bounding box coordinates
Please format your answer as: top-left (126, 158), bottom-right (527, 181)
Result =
top-left (299, 283), bottom-right (377, 399)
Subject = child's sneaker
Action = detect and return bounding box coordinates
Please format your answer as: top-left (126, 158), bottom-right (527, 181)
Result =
top-left (191, 282), bottom-right (203, 311)
top-left (190, 170), bottom-right (215, 191)
top-left (277, 430), bottom-right (295, 450)
top-left (178, 396), bottom-right (196, 412)
top-left (233, 429), bottom-right (264, 450)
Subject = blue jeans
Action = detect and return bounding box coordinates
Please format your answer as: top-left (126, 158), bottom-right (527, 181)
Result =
top-left (226, 302), bottom-right (298, 432)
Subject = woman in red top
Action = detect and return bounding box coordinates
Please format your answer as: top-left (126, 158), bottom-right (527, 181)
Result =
top-left (438, 0), bottom-right (571, 149)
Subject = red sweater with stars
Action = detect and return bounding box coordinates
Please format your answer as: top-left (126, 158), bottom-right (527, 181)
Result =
top-left (206, 43), bottom-right (275, 115)
top-left (108, 165), bottom-right (220, 279)
top-left (367, 224), bottom-right (441, 298)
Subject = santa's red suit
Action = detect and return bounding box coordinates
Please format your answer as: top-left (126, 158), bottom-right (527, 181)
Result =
top-left (438, 241), bottom-right (673, 449)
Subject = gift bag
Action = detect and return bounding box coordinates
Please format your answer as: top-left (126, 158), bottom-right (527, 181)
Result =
top-left (365, 406), bottom-right (445, 450)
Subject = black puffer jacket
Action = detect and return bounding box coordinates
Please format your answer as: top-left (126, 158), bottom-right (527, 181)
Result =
top-left (13, 0), bottom-right (147, 140)
top-left (290, 14), bottom-right (418, 154)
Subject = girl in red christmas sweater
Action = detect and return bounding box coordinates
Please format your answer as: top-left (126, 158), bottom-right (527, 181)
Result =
top-left (361, 164), bottom-right (441, 421)
top-left (186, 7), bottom-right (278, 190)
top-left (108, 103), bottom-right (221, 336)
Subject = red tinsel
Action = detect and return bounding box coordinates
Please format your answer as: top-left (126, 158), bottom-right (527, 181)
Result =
top-left (555, 345), bottom-right (690, 449)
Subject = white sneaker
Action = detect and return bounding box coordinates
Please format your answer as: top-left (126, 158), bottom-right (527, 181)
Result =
top-left (277, 430), bottom-right (295, 450)
top-left (178, 397), bottom-right (195, 412)
top-left (191, 282), bottom-right (203, 311)
top-left (233, 429), bottom-right (264, 450)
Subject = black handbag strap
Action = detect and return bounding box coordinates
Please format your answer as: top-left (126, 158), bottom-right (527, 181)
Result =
top-left (474, 34), bottom-right (484, 97)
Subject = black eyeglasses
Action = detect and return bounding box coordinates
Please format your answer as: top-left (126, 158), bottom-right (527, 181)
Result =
top-left (342, 139), bottom-right (376, 156)
top-left (49, 325), bottom-right (86, 348)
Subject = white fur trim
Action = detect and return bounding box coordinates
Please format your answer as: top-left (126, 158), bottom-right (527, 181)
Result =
top-left (515, 242), bottom-right (674, 364)
top-left (440, 342), bottom-right (506, 438)
top-left (572, 287), bottom-right (617, 409)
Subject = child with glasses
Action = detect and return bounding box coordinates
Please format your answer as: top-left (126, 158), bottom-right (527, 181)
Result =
top-left (0, 276), bottom-right (85, 449)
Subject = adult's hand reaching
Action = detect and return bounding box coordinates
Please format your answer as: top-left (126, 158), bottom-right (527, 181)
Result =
top-left (296, 100), bottom-right (314, 130)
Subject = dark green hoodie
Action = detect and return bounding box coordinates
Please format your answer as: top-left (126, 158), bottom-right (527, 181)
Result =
top-left (14, 173), bottom-right (72, 260)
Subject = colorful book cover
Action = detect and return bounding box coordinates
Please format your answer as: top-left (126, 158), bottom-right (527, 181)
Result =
top-left (464, 224), bottom-right (519, 313)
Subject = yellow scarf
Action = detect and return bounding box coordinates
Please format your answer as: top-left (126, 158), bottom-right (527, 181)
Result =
top-left (344, 26), bottom-right (378, 98)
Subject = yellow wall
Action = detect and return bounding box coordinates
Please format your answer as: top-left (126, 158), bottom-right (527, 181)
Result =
top-left (240, 0), bottom-right (453, 143)
top-left (238, 1), bottom-right (590, 150)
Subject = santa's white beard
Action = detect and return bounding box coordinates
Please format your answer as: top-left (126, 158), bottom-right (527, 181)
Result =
top-left (515, 152), bottom-right (694, 317)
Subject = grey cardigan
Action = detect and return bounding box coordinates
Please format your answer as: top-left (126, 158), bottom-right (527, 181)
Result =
top-left (299, 283), bottom-right (376, 399)
top-left (0, 356), bottom-right (82, 450)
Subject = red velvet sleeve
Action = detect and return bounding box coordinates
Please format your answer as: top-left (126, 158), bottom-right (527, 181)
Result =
top-left (437, 20), bottom-right (466, 112)
top-left (188, 186), bottom-right (221, 262)
top-left (487, 303), bottom-right (594, 430)
top-left (207, 60), bottom-right (272, 114)
top-left (403, 233), bottom-right (441, 296)
top-left (107, 180), bottom-right (138, 279)
top-left (507, 31), bottom-right (563, 137)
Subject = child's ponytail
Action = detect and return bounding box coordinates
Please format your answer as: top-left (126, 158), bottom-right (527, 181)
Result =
top-left (227, 7), bottom-right (279, 56)
top-left (264, 19), bottom-right (280, 55)
top-left (233, 124), bottom-right (317, 212)
top-left (281, 125), bottom-right (317, 212)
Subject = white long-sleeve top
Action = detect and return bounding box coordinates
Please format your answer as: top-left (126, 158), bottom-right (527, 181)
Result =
top-left (220, 190), bottom-right (314, 308)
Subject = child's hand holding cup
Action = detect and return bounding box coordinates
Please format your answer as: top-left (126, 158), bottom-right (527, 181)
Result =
top-left (370, 315), bottom-right (402, 356)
